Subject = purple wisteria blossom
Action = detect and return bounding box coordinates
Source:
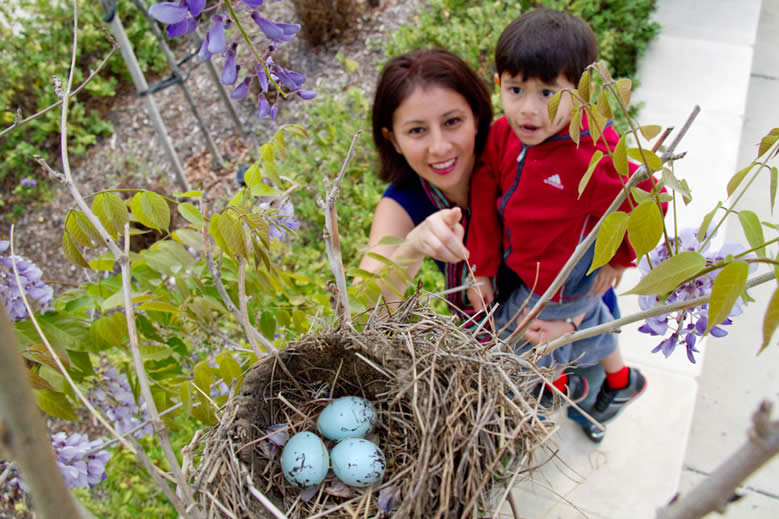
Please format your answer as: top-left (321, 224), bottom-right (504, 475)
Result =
top-left (637, 228), bottom-right (753, 363)
top-left (0, 241), bottom-right (54, 321)
top-left (263, 199), bottom-right (300, 241)
top-left (20, 177), bottom-right (37, 187)
top-left (149, 0), bottom-right (315, 120)
top-left (89, 367), bottom-right (153, 438)
top-left (10, 433), bottom-right (111, 491)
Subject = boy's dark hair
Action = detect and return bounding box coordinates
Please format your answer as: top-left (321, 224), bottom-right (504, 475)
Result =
top-left (372, 48), bottom-right (493, 184)
top-left (495, 8), bottom-right (598, 84)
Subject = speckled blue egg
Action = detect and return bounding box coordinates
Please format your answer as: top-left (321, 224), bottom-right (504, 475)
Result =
top-left (330, 438), bottom-right (386, 488)
top-left (317, 396), bottom-right (377, 441)
top-left (280, 432), bottom-right (330, 488)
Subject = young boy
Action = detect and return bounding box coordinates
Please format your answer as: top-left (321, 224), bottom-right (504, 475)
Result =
top-left (466, 8), bottom-right (658, 438)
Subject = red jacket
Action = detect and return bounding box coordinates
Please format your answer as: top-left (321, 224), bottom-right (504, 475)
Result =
top-left (467, 115), bottom-right (659, 301)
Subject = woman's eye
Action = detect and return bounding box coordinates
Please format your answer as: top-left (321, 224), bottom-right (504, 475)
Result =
top-left (444, 117), bottom-right (462, 127)
top-left (408, 127), bottom-right (425, 136)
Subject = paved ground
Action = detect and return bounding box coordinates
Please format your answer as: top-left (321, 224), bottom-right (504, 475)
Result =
top-left (496, 1), bottom-right (779, 517)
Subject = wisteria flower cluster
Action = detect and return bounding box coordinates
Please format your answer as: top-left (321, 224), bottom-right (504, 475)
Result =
top-left (8, 432), bottom-right (111, 490)
top-left (263, 198), bottom-right (300, 241)
top-left (0, 240), bottom-right (54, 321)
top-left (89, 367), bottom-right (153, 438)
top-left (637, 228), bottom-right (752, 363)
top-left (149, 0), bottom-right (315, 121)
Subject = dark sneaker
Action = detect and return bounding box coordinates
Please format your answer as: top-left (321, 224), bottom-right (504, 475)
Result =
top-left (588, 368), bottom-right (647, 424)
top-left (581, 422), bottom-right (606, 443)
top-left (539, 373), bottom-right (589, 408)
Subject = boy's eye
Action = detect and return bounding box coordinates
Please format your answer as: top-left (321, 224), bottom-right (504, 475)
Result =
top-left (509, 86), bottom-right (522, 95)
top-left (542, 89), bottom-right (556, 97)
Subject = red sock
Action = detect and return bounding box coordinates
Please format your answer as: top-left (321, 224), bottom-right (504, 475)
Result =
top-left (606, 366), bottom-right (630, 390)
top-left (547, 373), bottom-right (569, 393)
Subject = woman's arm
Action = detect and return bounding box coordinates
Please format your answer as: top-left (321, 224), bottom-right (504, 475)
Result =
top-left (357, 197), bottom-right (468, 305)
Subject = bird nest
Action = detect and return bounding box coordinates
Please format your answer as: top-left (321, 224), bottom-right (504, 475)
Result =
top-left (185, 293), bottom-right (559, 518)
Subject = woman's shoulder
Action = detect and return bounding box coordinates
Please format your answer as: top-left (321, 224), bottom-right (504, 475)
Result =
top-left (383, 178), bottom-right (436, 227)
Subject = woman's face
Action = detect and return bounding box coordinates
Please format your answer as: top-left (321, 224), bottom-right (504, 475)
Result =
top-left (384, 85), bottom-right (478, 206)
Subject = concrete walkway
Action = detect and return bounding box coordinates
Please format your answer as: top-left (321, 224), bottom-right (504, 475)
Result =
top-left (499, 1), bottom-right (779, 517)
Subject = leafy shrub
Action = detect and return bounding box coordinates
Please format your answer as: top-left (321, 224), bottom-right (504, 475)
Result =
top-left (289, 0), bottom-right (364, 46)
top-left (0, 0), bottom-right (166, 217)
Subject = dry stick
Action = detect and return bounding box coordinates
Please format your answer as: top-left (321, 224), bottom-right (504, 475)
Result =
top-left (538, 270), bottom-right (777, 356)
top-left (506, 105), bottom-right (701, 348)
top-left (317, 131), bottom-right (362, 326)
top-left (246, 474), bottom-right (289, 519)
top-left (128, 436), bottom-right (189, 516)
top-left (7, 230), bottom-right (176, 490)
top-left (121, 224), bottom-right (203, 518)
top-left (0, 307), bottom-right (89, 519)
top-left (656, 400), bottom-right (779, 519)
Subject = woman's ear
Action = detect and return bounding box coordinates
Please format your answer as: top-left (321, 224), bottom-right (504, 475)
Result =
top-left (382, 127), bottom-right (402, 154)
top-left (494, 73), bottom-right (501, 86)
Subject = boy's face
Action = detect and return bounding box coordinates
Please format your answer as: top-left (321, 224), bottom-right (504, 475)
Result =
top-left (498, 72), bottom-right (576, 146)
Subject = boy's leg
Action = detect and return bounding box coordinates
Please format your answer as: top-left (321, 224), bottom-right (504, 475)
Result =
top-left (590, 348), bottom-right (647, 426)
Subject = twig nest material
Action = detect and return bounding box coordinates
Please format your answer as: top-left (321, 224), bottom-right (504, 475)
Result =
top-left (186, 292), bottom-right (558, 518)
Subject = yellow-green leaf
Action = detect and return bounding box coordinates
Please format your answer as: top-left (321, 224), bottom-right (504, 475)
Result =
top-left (75, 211), bottom-right (103, 248)
top-left (737, 210), bottom-right (766, 257)
top-left (615, 78), bottom-right (632, 107)
top-left (595, 60), bottom-right (612, 82)
top-left (260, 310), bottom-right (276, 339)
top-left (179, 382), bottom-right (192, 416)
top-left (547, 91), bottom-right (562, 124)
top-left (178, 202), bottom-right (205, 226)
top-left (217, 214), bottom-right (248, 259)
top-left (661, 168), bottom-right (692, 204)
top-left (613, 135), bottom-right (628, 176)
top-left (173, 190), bottom-right (202, 198)
top-left (589, 110), bottom-right (609, 145)
top-left (758, 133), bottom-right (778, 158)
top-left (208, 215), bottom-right (230, 256)
top-left (627, 148), bottom-right (663, 171)
top-left (65, 211), bottom-right (93, 248)
top-left (706, 261), bottom-right (749, 335)
top-left (250, 183), bottom-right (282, 198)
top-left (243, 161), bottom-right (262, 188)
top-left (577, 70), bottom-right (591, 103)
top-left (726, 163), bottom-right (755, 197)
top-left (62, 232), bottom-right (89, 267)
top-left (35, 389), bottom-right (78, 420)
top-left (771, 166), bottom-right (778, 212)
top-left (139, 301), bottom-right (181, 313)
top-left (578, 150), bottom-right (604, 197)
top-left (588, 211), bottom-right (629, 274)
top-left (761, 287), bottom-right (779, 353)
top-left (697, 203), bottom-right (721, 242)
top-left (131, 191), bottom-right (170, 232)
top-left (92, 192), bottom-right (128, 237)
top-left (639, 124), bottom-right (661, 141)
top-left (282, 124), bottom-right (308, 138)
top-left (624, 251), bottom-right (706, 296)
top-left (630, 187), bottom-right (652, 204)
top-left (627, 201), bottom-right (664, 260)
top-left (193, 360), bottom-right (214, 394)
top-left (596, 89), bottom-right (612, 119)
top-left (569, 109), bottom-right (582, 145)
top-left (172, 228), bottom-right (203, 250)
top-left (262, 160), bottom-right (282, 186)
top-left (216, 353), bottom-right (242, 387)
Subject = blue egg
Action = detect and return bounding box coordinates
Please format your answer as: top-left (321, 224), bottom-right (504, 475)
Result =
top-left (280, 432), bottom-right (329, 488)
top-left (317, 396), bottom-right (377, 441)
top-left (330, 438), bottom-right (386, 488)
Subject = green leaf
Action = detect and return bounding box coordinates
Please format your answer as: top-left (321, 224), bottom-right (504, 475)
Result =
top-left (596, 89), bottom-right (612, 119)
top-left (259, 310), bottom-right (276, 339)
top-left (282, 124), bottom-right (308, 138)
top-left (23, 344), bottom-right (70, 371)
top-left (250, 183), bottom-right (282, 198)
top-left (89, 251), bottom-right (116, 272)
top-left (75, 211), bottom-right (103, 248)
top-left (758, 133), bottom-right (778, 158)
top-left (589, 110), bottom-right (609, 145)
top-left (761, 287), bottom-right (779, 353)
top-left (627, 201), bottom-right (664, 260)
top-left (217, 214), bottom-right (248, 259)
top-left (639, 125), bottom-right (661, 141)
top-left (577, 70), bottom-right (591, 103)
top-left (771, 167), bottom-right (778, 212)
top-left (624, 251), bottom-right (706, 296)
top-left (661, 168), bottom-right (692, 204)
top-left (216, 352), bottom-right (242, 387)
top-left (726, 163), bottom-right (755, 197)
top-left (65, 211), bottom-right (93, 248)
top-left (243, 161), bottom-right (262, 188)
top-left (737, 210), bottom-right (766, 257)
top-left (615, 78), bottom-right (632, 107)
top-left (595, 60), bottom-right (612, 82)
top-left (139, 301), bottom-right (181, 314)
top-left (697, 203), bottom-right (722, 242)
top-left (92, 192), bottom-right (129, 237)
top-left (62, 232), bottom-right (89, 267)
top-left (569, 109), bottom-right (582, 145)
top-left (173, 190), bottom-right (203, 198)
top-left (140, 343), bottom-right (172, 361)
top-left (578, 150), bottom-right (604, 197)
top-left (193, 360), bottom-right (214, 394)
top-left (179, 382), bottom-right (192, 416)
top-left (28, 370), bottom-right (55, 391)
top-left (143, 240), bottom-right (195, 276)
top-left (627, 148), bottom-right (663, 171)
top-left (130, 191), bottom-right (170, 232)
top-left (178, 202), bottom-right (205, 226)
top-left (547, 91), bottom-right (562, 124)
top-left (588, 211), bottom-right (629, 274)
top-left (35, 389), bottom-right (78, 420)
top-left (630, 187), bottom-right (652, 204)
top-left (376, 236), bottom-right (407, 246)
top-left (706, 261), bottom-right (749, 335)
top-left (208, 214), bottom-right (230, 255)
top-left (613, 135), bottom-right (628, 176)
top-left (172, 228), bottom-right (204, 251)
top-left (93, 312), bottom-right (128, 347)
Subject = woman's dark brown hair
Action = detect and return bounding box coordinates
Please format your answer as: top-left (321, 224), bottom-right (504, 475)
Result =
top-left (371, 49), bottom-right (493, 184)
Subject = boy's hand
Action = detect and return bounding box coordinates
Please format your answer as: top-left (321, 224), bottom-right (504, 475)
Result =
top-left (467, 275), bottom-right (494, 312)
top-left (589, 264), bottom-right (626, 296)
